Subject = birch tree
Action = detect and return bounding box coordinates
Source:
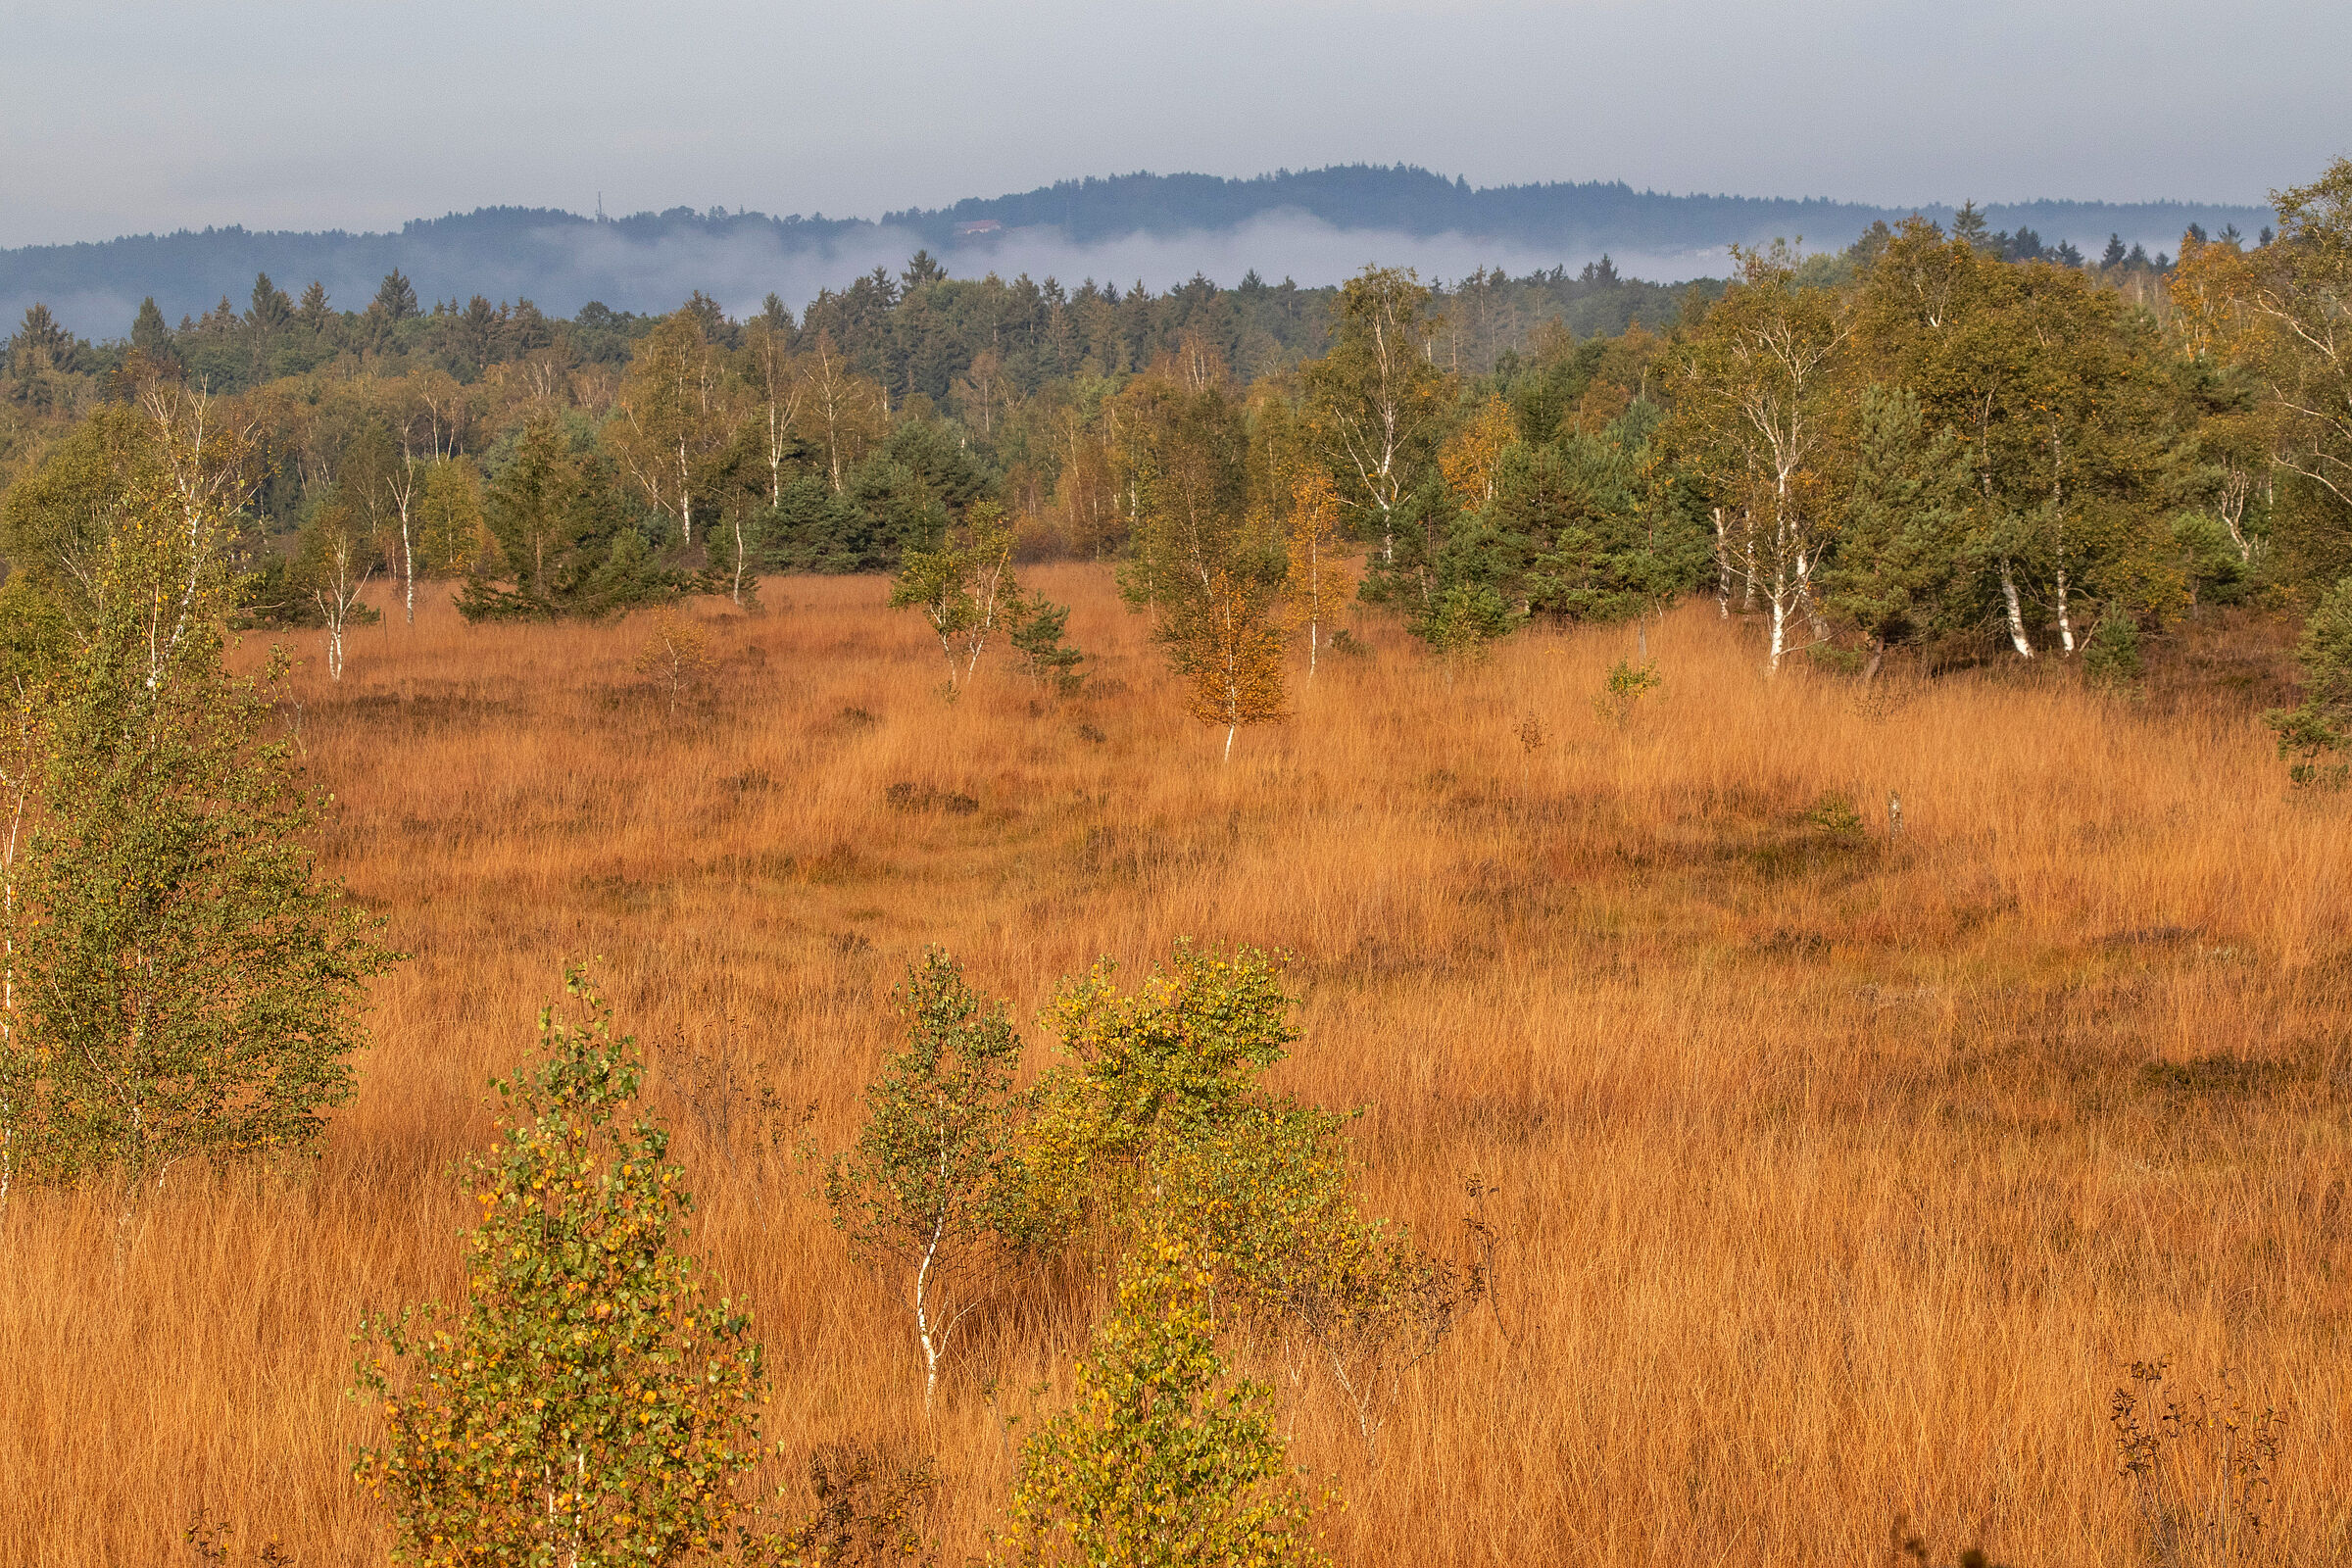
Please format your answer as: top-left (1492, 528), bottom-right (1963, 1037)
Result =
top-left (383, 447), bottom-right (421, 624)
top-left (2177, 159), bottom-right (2352, 521)
top-left (825, 950), bottom-right (1026, 1416)
top-left (743, 314), bottom-right (804, 509)
top-left (1179, 570), bottom-right (1289, 761)
top-left (1284, 470), bottom-right (1352, 683)
top-left (1668, 244), bottom-right (1852, 672)
top-left (612, 310), bottom-right (737, 549)
top-left (4, 421), bottom-right (391, 1191)
top-left (1301, 267), bottom-right (1452, 584)
top-left (356, 969), bottom-right (763, 1565)
top-left (297, 497), bottom-right (378, 681)
top-left (792, 331), bottom-right (886, 495)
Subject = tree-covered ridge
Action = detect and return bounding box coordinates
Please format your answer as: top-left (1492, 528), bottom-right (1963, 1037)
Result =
top-left (0, 165), bottom-right (2269, 334)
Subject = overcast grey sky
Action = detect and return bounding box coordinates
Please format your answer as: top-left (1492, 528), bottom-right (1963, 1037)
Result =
top-left (2, 0), bottom-right (2343, 249)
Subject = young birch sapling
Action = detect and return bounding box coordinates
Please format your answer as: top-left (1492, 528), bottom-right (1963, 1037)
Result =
top-left (1284, 471), bottom-right (1352, 685)
top-left (826, 949), bottom-right (1027, 1415)
top-left (1003, 1219), bottom-right (1330, 1568)
top-left (1177, 570), bottom-right (1288, 761)
top-left (1012, 942), bottom-right (1471, 1469)
top-left (887, 505), bottom-right (1022, 691)
top-left (353, 968), bottom-right (765, 1568)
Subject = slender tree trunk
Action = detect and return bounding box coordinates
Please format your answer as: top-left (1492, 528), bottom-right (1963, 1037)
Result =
top-left (1712, 507), bottom-right (1732, 616)
top-left (1999, 559), bottom-right (2035, 658)
top-left (2050, 421), bottom-right (2075, 655)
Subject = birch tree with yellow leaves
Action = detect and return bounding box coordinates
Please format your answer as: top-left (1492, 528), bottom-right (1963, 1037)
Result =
top-left (1284, 472), bottom-right (1351, 683)
top-left (1180, 570), bottom-right (1288, 761)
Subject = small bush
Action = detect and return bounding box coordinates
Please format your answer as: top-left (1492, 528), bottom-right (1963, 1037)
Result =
top-left (1592, 659), bottom-right (1662, 727)
top-left (2082, 609), bottom-right (2143, 692)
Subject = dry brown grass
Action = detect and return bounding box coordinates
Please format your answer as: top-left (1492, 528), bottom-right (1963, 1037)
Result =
top-left (1, 568), bottom-right (2346, 1567)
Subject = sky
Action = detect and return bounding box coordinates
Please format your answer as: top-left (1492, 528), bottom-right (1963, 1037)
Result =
top-left (2, 0), bottom-right (2345, 251)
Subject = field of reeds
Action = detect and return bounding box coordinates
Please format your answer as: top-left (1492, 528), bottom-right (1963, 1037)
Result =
top-left (0, 566), bottom-right (2345, 1566)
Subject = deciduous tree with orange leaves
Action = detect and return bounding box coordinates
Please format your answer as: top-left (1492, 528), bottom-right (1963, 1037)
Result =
top-left (1284, 472), bottom-right (1352, 683)
top-left (1177, 570), bottom-right (1288, 761)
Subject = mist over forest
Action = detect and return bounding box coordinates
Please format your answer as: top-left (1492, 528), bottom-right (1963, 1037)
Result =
top-left (0, 164), bottom-right (2273, 336)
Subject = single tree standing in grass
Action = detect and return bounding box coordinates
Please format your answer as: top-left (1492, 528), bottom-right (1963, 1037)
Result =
top-left (297, 495), bottom-right (379, 681)
top-left (1003, 1221), bottom-right (1329, 1568)
top-left (889, 506), bottom-right (1023, 690)
top-left (355, 968), bottom-right (764, 1567)
top-left (1284, 472), bottom-right (1351, 684)
top-left (1178, 570), bottom-right (1288, 762)
top-left (4, 415), bottom-right (394, 1192)
top-left (827, 949), bottom-right (1026, 1416)
top-left (1008, 597), bottom-right (1087, 697)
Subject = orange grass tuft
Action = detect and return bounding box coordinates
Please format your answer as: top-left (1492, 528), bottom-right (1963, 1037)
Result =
top-left (0, 568), bottom-right (2345, 1565)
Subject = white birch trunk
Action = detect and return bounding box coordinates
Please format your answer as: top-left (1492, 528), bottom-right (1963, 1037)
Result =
top-left (1999, 559), bottom-right (2035, 658)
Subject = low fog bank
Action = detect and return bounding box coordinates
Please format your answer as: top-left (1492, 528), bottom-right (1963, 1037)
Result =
top-left (8, 201), bottom-right (2260, 340)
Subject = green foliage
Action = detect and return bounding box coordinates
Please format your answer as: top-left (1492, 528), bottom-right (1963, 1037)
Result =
top-left (825, 950), bottom-right (1027, 1409)
top-left (1012, 944), bottom-right (1299, 1245)
top-left (0, 403), bottom-right (161, 649)
top-left (3, 434), bottom-right (394, 1186)
top-left (1821, 385), bottom-right (1974, 656)
top-left (459, 418), bottom-right (685, 621)
top-left (1007, 942), bottom-right (1467, 1468)
top-left (2266, 575), bottom-right (2352, 787)
top-left (1413, 582), bottom-right (1521, 668)
top-left (1009, 597), bottom-right (1087, 695)
top-left (353, 967), bottom-right (764, 1568)
top-left (1592, 658), bottom-right (1661, 727)
top-left (2082, 608), bottom-right (2143, 692)
top-left (1803, 792), bottom-right (1868, 842)
top-left (887, 506), bottom-right (1023, 688)
top-left (1001, 1222), bottom-right (1329, 1568)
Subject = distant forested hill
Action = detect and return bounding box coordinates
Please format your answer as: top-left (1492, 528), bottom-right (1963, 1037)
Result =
top-left (0, 164), bottom-right (2272, 338)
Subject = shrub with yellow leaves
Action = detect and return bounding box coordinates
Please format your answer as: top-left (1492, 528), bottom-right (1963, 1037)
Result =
top-left (1000, 1221), bottom-right (1330, 1568)
top-left (352, 965), bottom-right (764, 1567)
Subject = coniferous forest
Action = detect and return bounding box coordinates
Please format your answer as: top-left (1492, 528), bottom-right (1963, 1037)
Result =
top-left (0, 157), bottom-right (2347, 1566)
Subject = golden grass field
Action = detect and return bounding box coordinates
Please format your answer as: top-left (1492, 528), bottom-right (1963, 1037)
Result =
top-left (0, 567), bottom-right (2346, 1566)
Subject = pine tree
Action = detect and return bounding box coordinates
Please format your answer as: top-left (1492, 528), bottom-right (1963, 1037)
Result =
top-left (2267, 576), bottom-right (2352, 786)
top-left (1008, 598), bottom-right (1086, 696)
top-left (355, 968), bottom-right (765, 1568)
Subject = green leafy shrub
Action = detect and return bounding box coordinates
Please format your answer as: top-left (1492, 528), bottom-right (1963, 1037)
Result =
top-left (353, 967), bottom-right (764, 1567)
top-left (2082, 609), bottom-right (2144, 692)
top-left (1592, 658), bottom-right (1662, 726)
top-left (1001, 1223), bottom-right (1329, 1568)
top-left (825, 949), bottom-right (1027, 1412)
